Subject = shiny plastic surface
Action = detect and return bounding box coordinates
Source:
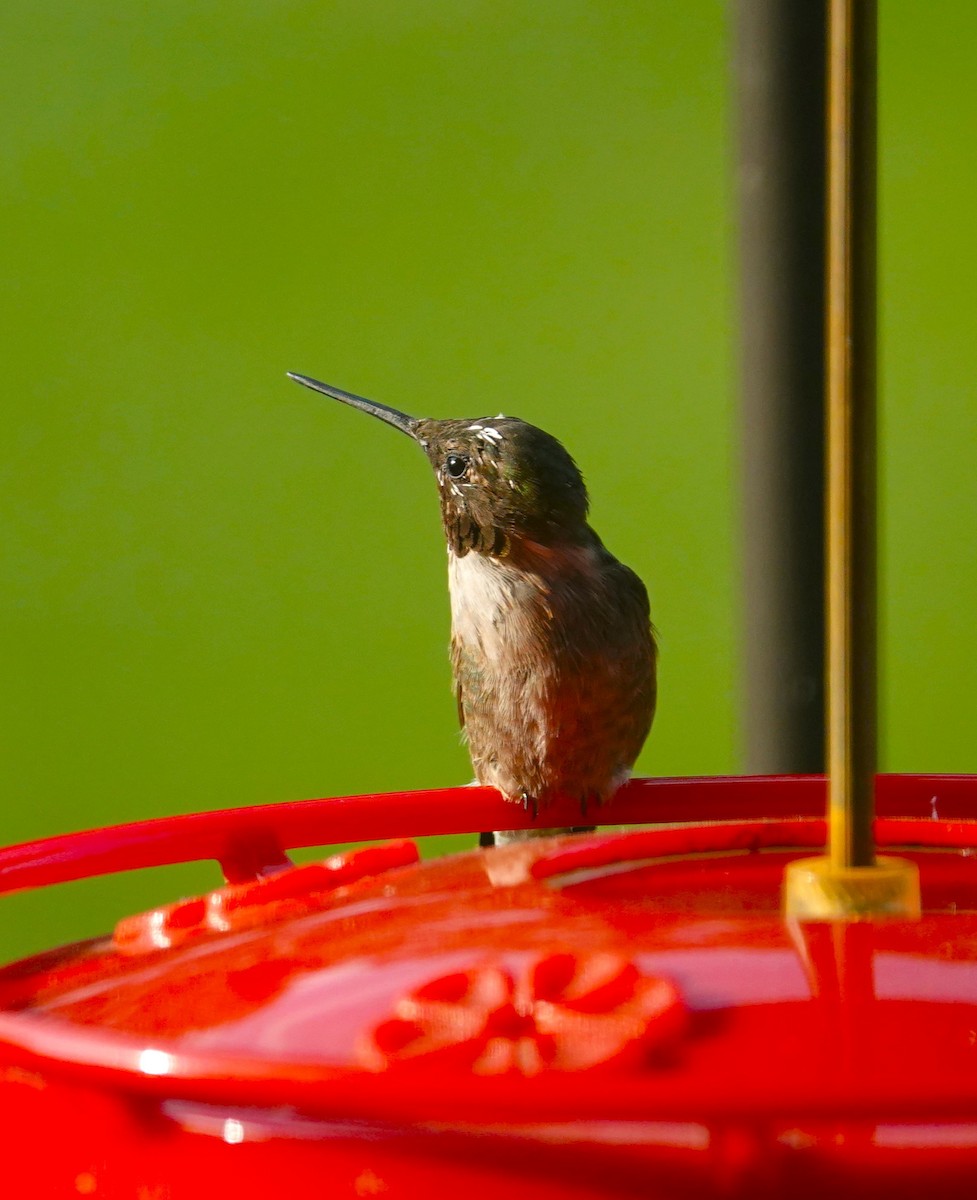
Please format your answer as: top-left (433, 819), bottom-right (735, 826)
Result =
top-left (2, 774), bottom-right (977, 1198)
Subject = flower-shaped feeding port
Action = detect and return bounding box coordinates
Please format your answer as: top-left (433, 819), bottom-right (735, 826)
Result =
top-left (360, 951), bottom-right (687, 1075)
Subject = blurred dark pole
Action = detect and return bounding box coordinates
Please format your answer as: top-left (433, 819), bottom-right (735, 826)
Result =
top-left (732, 0), bottom-right (827, 774)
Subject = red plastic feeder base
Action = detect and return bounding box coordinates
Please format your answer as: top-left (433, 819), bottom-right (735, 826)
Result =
top-left (1, 774), bottom-right (977, 1198)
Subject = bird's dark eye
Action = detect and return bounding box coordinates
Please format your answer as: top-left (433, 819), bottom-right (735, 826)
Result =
top-left (445, 454), bottom-right (469, 479)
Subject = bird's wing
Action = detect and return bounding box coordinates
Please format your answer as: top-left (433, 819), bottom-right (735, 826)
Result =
top-left (599, 552), bottom-right (658, 727)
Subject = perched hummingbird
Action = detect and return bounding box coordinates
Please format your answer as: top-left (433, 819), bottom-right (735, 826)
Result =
top-left (288, 372), bottom-right (657, 843)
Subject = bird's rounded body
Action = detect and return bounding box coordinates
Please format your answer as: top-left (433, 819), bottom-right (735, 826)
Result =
top-left (449, 538), bottom-right (656, 811)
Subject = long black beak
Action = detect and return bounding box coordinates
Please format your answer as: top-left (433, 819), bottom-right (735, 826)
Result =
top-left (287, 372), bottom-right (418, 439)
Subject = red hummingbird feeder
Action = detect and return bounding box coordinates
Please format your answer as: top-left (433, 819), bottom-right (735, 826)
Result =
top-left (2, 774), bottom-right (976, 1199)
top-left (2, 3), bottom-right (974, 1196)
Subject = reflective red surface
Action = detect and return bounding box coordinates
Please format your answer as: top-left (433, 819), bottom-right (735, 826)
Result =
top-left (2, 775), bottom-right (977, 1198)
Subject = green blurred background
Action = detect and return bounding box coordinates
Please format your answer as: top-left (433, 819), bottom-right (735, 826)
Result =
top-left (1, 2), bottom-right (974, 963)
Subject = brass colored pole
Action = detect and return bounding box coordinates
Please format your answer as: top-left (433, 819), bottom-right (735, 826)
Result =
top-left (825, 0), bottom-right (876, 869)
top-left (784, 0), bottom-right (919, 919)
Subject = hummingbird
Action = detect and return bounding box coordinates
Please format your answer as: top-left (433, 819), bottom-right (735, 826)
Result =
top-left (288, 372), bottom-right (657, 844)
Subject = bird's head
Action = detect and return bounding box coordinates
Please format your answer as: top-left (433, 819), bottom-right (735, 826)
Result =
top-left (288, 373), bottom-right (590, 558)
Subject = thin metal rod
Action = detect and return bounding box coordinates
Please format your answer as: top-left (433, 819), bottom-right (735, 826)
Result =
top-left (825, 0), bottom-right (877, 869)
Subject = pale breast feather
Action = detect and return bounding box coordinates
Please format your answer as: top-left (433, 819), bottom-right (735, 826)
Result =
top-left (447, 550), bottom-right (520, 660)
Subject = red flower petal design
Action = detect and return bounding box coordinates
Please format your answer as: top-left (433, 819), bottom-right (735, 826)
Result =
top-left (360, 952), bottom-right (687, 1075)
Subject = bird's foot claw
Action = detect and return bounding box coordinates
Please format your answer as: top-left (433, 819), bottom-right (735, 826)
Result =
top-left (520, 791), bottom-right (540, 820)
top-left (578, 790), bottom-right (603, 818)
